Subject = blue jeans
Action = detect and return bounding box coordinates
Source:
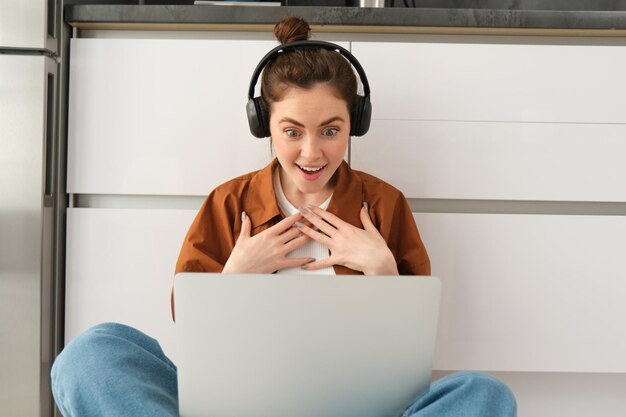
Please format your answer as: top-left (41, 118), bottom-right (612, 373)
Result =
top-left (51, 323), bottom-right (516, 417)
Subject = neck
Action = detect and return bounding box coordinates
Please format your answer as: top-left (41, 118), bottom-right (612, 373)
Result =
top-left (278, 167), bottom-right (335, 209)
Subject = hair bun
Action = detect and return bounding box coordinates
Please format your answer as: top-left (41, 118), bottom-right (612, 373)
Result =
top-left (274, 17), bottom-right (311, 44)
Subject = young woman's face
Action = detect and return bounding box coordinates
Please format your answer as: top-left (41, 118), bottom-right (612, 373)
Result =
top-left (269, 83), bottom-right (350, 205)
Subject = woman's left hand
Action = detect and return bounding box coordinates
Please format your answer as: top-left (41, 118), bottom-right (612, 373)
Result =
top-left (295, 203), bottom-right (398, 275)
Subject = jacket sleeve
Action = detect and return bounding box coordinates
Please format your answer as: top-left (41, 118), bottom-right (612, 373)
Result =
top-left (175, 189), bottom-right (239, 274)
top-left (386, 192), bottom-right (431, 276)
top-left (171, 187), bottom-right (241, 319)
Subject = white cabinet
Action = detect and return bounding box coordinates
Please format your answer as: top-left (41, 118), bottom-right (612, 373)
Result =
top-left (351, 41), bottom-right (626, 202)
top-left (67, 38), bottom-right (349, 196)
top-left (352, 120), bottom-right (626, 201)
top-left (67, 38), bottom-right (276, 195)
top-left (416, 213), bottom-right (626, 372)
top-left (0, 0), bottom-right (54, 50)
top-left (352, 42), bottom-right (626, 123)
top-left (65, 208), bottom-right (197, 361)
top-left (65, 36), bottom-right (626, 378)
top-left (349, 40), bottom-right (626, 373)
top-left (64, 37), bottom-right (348, 361)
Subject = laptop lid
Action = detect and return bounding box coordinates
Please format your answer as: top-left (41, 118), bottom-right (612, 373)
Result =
top-left (174, 273), bottom-right (441, 417)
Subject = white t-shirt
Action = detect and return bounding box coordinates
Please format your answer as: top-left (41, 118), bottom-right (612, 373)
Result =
top-left (273, 167), bottom-right (335, 275)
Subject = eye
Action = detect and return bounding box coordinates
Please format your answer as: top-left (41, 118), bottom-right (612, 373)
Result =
top-left (322, 128), bottom-right (339, 137)
top-left (285, 129), bottom-right (300, 138)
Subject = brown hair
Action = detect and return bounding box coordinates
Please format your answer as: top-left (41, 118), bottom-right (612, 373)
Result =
top-left (260, 17), bottom-right (357, 113)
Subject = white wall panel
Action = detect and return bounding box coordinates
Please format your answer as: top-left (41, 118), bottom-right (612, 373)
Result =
top-left (352, 120), bottom-right (626, 201)
top-left (65, 208), bottom-right (197, 361)
top-left (414, 213), bottom-right (626, 372)
top-left (352, 42), bottom-right (626, 124)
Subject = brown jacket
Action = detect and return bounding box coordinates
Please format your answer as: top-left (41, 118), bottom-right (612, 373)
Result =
top-left (175, 158), bottom-right (430, 276)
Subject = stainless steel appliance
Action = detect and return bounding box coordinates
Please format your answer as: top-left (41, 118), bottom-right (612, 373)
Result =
top-left (0, 1), bottom-right (64, 416)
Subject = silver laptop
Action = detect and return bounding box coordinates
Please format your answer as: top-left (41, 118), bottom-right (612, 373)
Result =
top-left (174, 273), bottom-right (441, 417)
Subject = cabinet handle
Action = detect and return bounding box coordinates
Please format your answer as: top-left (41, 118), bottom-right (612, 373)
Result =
top-left (44, 72), bottom-right (55, 208)
top-left (47, 0), bottom-right (56, 39)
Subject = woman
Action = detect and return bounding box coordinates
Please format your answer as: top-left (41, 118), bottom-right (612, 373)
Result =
top-left (51, 17), bottom-right (516, 417)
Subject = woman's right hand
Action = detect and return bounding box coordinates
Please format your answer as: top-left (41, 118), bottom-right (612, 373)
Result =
top-left (222, 212), bottom-right (314, 274)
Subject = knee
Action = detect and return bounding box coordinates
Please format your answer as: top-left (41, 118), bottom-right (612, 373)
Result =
top-left (449, 371), bottom-right (516, 410)
top-left (51, 323), bottom-right (138, 393)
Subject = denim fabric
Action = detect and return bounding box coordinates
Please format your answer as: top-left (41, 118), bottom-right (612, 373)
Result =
top-left (51, 323), bottom-right (178, 417)
top-left (51, 323), bottom-right (516, 417)
top-left (402, 371), bottom-right (516, 417)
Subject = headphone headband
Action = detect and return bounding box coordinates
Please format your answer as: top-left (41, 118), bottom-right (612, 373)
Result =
top-left (247, 40), bottom-right (371, 100)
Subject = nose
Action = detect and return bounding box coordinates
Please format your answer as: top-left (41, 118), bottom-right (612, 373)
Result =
top-left (300, 135), bottom-right (322, 160)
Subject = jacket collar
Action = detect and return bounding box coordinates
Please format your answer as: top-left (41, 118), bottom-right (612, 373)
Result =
top-left (244, 159), bottom-right (282, 232)
top-left (244, 158), bottom-right (364, 232)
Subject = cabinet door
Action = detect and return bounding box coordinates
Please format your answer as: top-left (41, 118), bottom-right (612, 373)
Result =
top-left (352, 120), bottom-right (626, 201)
top-left (350, 42), bottom-right (626, 202)
top-left (67, 39), bottom-right (350, 196)
top-left (414, 212), bottom-right (626, 372)
top-left (65, 208), bottom-right (197, 362)
top-left (67, 38), bottom-right (273, 195)
top-left (352, 42), bottom-right (626, 123)
top-left (0, 0), bottom-right (56, 51)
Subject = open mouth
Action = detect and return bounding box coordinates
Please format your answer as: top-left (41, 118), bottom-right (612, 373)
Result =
top-left (296, 164), bottom-right (326, 180)
top-left (297, 165), bottom-right (324, 173)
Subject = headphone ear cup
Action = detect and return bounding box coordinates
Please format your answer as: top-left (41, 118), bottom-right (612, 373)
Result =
top-left (246, 98), bottom-right (262, 138)
top-left (246, 97), bottom-right (270, 138)
top-left (350, 96), bottom-right (362, 137)
top-left (350, 96), bottom-right (371, 137)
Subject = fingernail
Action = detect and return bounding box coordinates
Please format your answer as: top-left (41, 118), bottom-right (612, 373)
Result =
top-left (363, 202), bottom-right (369, 211)
top-left (298, 207), bottom-right (309, 215)
top-left (294, 221), bottom-right (305, 228)
top-left (301, 258), bottom-right (315, 270)
top-left (306, 204), bottom-right (316, 210)
top-left (241, 211), bottom-right (247, 222)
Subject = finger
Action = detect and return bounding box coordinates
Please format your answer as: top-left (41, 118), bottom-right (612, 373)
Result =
top-left (282, 233), bottom-right (312, 253)
top-left (301, 257), bottom-right (336, 271)
top-left (305, 205), bottom-right (346, 230)
top-left (238, 211), bottom-right (251, 240)
top-left (278, 226), bottom-right (304, 244)
top-left (360, 203), bottom-right (376, 232)
top-left (279, 257), bottom-right (316, 270)
top-left (294, 221), bottom-right (332, 246)
top-left (298, 206), bottom-right (337, 236)
top-left (269, 212), bottom-right (304, 235)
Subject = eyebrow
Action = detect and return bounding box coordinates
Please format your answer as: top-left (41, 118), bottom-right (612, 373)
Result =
top-left (278, 116), bottom-right (345, 127)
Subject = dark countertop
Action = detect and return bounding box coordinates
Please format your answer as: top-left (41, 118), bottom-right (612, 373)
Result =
top-left (65, 3), bottom-right (626, 34)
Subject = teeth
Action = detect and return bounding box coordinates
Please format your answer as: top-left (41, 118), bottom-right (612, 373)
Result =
top-left (298, 165), bottom-right (323, 172)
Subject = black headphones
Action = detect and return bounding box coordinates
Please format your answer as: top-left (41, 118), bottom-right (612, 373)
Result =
top-left (246, 40), bottom-right (372, 138)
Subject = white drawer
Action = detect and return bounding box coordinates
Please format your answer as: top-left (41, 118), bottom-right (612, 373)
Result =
top-left (414, 212), bottom-right (626, 372)
top-left (67, 38), bottom-right (350, 196)
top-left (352, 120), bottom-right (626, 202)
top-left (65, 207), bottom-right (196, 361)
top-left (353, 41), bottom-right (626, 124)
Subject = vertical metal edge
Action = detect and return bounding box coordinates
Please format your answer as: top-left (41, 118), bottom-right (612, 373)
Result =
top-left (49, 3), bottom-right (71, 416)
top-left (46, 0), bottom-right (59, 55)
top-left (39, 53), bottom-right (59, 417)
